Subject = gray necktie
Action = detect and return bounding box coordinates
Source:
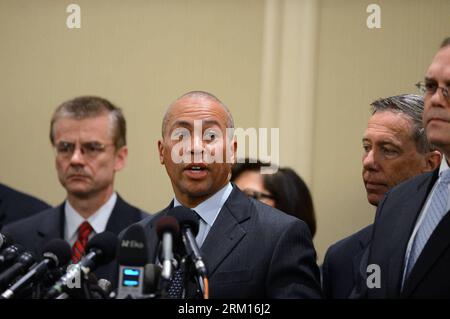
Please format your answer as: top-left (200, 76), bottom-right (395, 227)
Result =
top-left (404, 169), bottom-right (450, 281)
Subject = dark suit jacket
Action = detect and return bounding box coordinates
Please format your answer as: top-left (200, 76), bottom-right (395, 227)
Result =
top-left (367, 168), bottom-right (450, 298)
top-left (132, 186), bottom-right (322, 299)
top-left (0, 183), bottom-right (51, 230)
top-left (322, 224), bottom-right (373, 299)
top-left (2, 194), bottom-right (146, 287)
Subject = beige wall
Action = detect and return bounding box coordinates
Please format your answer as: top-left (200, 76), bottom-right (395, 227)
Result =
top-left (1, 0), bottom-right (449, 262)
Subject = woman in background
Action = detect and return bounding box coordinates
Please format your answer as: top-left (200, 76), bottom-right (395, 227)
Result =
top-left (231, 160), bottom-right (316, 238)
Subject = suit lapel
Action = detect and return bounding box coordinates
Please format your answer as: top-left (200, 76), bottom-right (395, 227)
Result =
top-left (105, 194), bottom-right (142, 235)
top-left (401, 208), bottom-right (450, 296)
top-left (200, 188), bottom-right (250, 276)
top-left (352, 226), bottom-right (372, 287)
top-left (385, 171), bottom-right (437, 298)
top-left (36, 204), bottom-right (65, 253)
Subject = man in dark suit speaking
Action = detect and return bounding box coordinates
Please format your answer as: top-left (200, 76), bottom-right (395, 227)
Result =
top-left (367, 37), bottom-right (450, 298)
top-left (127, 91), bottom-right (322, 298)
top-left (3, 96), bottom-right (146, 285)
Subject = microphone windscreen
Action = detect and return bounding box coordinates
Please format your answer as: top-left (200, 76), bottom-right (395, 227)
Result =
top-left (42, 239), bottom-right (72, 266)
top-left (167, 206), bottom-right (199, 236)
top-left (117, 224), bottom-right (148, 266)
top-left (155, 216), bottom-right (180, 239)
top-left (86, 231), bottom-right (118, 265)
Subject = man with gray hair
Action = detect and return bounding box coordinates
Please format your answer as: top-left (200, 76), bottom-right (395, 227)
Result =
top-left (367, 37), bottom-right (450, 298)
top-left (322, 94), bottom-right (441, 298)
top-left (3, 96), bottom-right (147, 287)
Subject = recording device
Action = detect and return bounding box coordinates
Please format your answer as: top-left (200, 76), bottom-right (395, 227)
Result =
top-left (45, 231), bottom-right (118, 299)
top-left (0, 244), bottom-right (24, 272)
top-left (0, 239), bottom-right (71, 299)
top-left (116, 224), bottom-right (149, 299)
top-left (168, 206), bottom-right (208, 277)
top-left (0, 251), bottom-right (35, 290)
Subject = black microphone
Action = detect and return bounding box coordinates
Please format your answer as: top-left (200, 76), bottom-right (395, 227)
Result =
top-left (116, 224), bottom-right (149, 299)
top-left (0, 244), bottom-right (24, 272)
top-left (143, 264), bottom-right (162, 295)
top-left (0, 233), bottom-right (13, 252)
top-left (0, 251), bottom-right (36, 290)
top-left (45, 231), bottom-right (118, 299)
top-left (0, 239), bottom-right (71, 299)
top-left (155, 216), bottom-right (180, 283)
top-left (168, 206), bottom-right (208, 277)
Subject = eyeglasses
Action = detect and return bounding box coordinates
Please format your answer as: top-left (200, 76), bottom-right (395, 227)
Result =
top-left (54, 141), bottom-right (114, 160)
top-left (243, 189), bottom-right (275, 201)
top-left (415, 81), bottom-right (450, 101)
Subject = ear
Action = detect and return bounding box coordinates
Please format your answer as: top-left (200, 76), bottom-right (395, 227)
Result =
top-left (158, 139), bottom-right (165, 165)
top-left (228, 137), bottom-right (238, 164)
top-left (424, 150), bottom-right (442, 172)
top-left (114, 146), bottom-right (128, 172)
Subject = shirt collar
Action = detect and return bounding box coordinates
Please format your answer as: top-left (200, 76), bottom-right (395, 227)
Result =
top-left (65, 192), bottom-right (117, 239)
top-left (173, 183), bottom-right (233, 227)
top-left (439, 156), bottom-right (450, 176)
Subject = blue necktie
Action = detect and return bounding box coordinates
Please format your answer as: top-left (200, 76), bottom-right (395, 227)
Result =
top-left (404, 169), bottom-right (450, 281)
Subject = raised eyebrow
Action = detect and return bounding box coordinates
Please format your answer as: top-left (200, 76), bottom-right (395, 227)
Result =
top-left (170, 120), bottom-right (192, 130)
top-left (170, 119), bottom-right (222, 129)
top-left (202, 120), bottom-right (222, 127)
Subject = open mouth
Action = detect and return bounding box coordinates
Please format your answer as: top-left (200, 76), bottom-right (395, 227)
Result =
top-left (185, 163), bottom-right (208, 171)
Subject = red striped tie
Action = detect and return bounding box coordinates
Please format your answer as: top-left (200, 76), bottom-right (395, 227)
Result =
top-left (71, 221), bottom-right (93, 263)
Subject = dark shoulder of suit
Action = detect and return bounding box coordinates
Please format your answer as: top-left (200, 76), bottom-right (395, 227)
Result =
top-left (0, 183), bottom-right (51, 230)
top-left (129, 187), bottom-right (323, 299)
top-left (1, 195), bottom-right (147, 286)
top-left (322, 224), bottom-right (373, 299)
top-left (368, 170), bottom-right (450, 298)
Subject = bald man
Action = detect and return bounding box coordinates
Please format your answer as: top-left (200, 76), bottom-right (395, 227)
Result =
top-left (122, 91), bottom-right (322, 299)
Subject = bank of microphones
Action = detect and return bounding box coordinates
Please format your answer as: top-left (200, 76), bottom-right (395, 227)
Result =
top-left (0, 231), bottom-right (117, 299)
top-left (0, 206), bottom-right (209, 299)
top-left (115, 206), bottom-right (209, 299)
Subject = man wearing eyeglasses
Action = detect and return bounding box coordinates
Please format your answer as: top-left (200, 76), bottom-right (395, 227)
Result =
top-left (322, 94), bottom-right (441, 299)
top-left (366, 37), bottom-right (450, 298)
top-left (2, 96), bottom-right (146, 286)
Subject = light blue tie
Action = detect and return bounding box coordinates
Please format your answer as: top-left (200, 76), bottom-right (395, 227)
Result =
top-left (404, 169), bottom-right (450, 281)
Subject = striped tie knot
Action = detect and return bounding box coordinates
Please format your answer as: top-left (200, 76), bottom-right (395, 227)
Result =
top-left (71, 221), bottom-right (93, 263)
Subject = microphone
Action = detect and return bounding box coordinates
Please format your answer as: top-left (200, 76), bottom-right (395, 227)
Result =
top-left (0, 251), bottom-right (36, 290)
top-left (116, 224), bottom-right (149, 299)
top-left (0, 244), bottom-right (24, 272)
top-left (0, 239), bottom-right (71, 299)
top-left (155, 216), bottom-right (180, 282)
top-left (143, 264), bottom-right (162, 295)
top-left (168, 206), bottom-right (208, 277)
top-left (45, 231), bottom-right (117, 299)
top-left (97, 278), bottom-right (113, 297)
top-left (0, 233), bottom-right (13, 251)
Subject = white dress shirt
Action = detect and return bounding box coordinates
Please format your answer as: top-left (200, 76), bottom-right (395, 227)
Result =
top-left (173, 183), bottom-right (233, 248)
top-left (64, 192), bottom-right (117, 247)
